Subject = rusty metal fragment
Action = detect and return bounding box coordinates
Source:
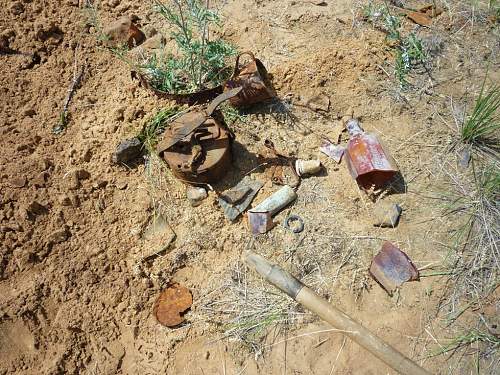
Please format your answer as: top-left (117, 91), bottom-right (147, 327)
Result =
top-left (154, 283), bottom-right (193, 327)
top-left (344, 119), bottom-right (399, 189)
top-left (219, 177), bottom-right (264, 221)
top-left (369, 242), bottom-right (419, 296)
top-left (248, 210), bottom-right (275, 234)
top-left (224, 52), bottom-right (275, 108)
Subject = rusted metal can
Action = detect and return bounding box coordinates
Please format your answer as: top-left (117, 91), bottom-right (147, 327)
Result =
top-left (224, 52), bottom-right (275, 108)
top-left (344, 119), bottom-right (399, 189)
top-left (156, 88), bottom-right (242, 184)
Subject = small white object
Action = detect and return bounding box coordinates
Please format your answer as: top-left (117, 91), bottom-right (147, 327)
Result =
top-left (186, 186), bottom-right (207, 207)
top-left (295, 159), bottom-right (321, 176)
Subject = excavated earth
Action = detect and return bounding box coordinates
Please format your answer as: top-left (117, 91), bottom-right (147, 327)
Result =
top-left (1, 0), bottom-right (499, 374)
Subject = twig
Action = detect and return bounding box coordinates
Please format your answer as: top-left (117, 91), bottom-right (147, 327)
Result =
top-left (54, 47), bottom-right (85, 134)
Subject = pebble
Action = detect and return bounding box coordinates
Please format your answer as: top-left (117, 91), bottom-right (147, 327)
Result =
top-left (47, 227), bottom-right (69, 244)
top-left (102, 16), bottom-right (145, 48)
top-left (32, 171), bottom-right (48, 188)
top-left (112, 137), bottom-right (142, 165)
top-left (186, 187), bottom-right (207, 207)
top-left (9, 176), bottom-right (27, 188)
top-left (372, 201), bottom-right (402, 228)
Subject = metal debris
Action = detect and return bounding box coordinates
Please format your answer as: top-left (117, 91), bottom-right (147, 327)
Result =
top-left (156, 88), bottom-right (242, 184)
top-left (295, 159), bottom-right (321, 176)
top-left (284, 215), bottom-right (304, 233)
top-left (218, 177), bottom-right (264, 221)
top-left (320, 140), bottom-right (345, 163)
top-left (369, 242), bottom-right (419, 296)
top-left (344, 118), bottom-right (399, 189)
top-left (224, 52), bottom-right (275, 108)
top-left (153, 283), bottom-right (193, 327)
top-left (248, 185), bottom-right (297, 234)
top-left (248, 210), bottom-right (275, 235)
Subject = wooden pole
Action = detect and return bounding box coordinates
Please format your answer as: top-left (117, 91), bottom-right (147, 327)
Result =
top-left (245, 252), bottom-right (432, 375)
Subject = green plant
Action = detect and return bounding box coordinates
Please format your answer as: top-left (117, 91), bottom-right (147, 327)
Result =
top-left (460, 78), bottom-right (500, 156)
top-left (140, 0), bottom-right (236, 94)
top-left (429, 328), bottom-right (499, 358)
top-left (139, 106), bottom-right (183, 151)
top-left (363, 2), bottom-right (427, 88)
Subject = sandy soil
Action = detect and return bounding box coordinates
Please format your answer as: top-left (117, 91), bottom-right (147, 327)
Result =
top-left (1, 0), bottom-right (498, 374)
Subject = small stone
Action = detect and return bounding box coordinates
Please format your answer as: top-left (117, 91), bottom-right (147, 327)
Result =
top-left (186, 187), bottom-right (207, 207)
top-left (32, 171), bottom-right (48, 188)
top-left (102, 16), bottom-right (145, 48)
top-left (48, 227), bottom-right (69, 244)
top-left (10, 1), bottom-right (25, 15)
top-left (76, 169), bottom-right (90, 180)
top-left (112, 137), bottom-right (142, 165)
top-left (26, 201), bottom-right (47, 217)
top-left (59, 194), bottom-right (72, 206)
top-left (115, 179), bottom-right (128, 190)
top-left (373, 201), bottom-right (402, 228)
top-left (82, 148), bottom-right (92, 162)
top-left (66, 171), bottom-right (80, 190)
top-left (9, 176), bottom-right (26, 188)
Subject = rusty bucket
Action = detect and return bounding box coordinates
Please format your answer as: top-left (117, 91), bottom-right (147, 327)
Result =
top-left (156, 88), bottom-right (242, 184)
top-left (224, 52), bottom-right (275, 108)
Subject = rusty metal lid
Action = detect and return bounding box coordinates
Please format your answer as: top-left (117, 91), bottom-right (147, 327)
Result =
top-left (153, 283), bottom-right (193, 327)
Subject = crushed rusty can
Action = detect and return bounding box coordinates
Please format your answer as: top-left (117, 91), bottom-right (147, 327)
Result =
top-left (344, 119), bottom-right (399, 189)
top-left (156, 88), bottom-right (242, 185)
top-left (224, 52), bottom-right (274, 108)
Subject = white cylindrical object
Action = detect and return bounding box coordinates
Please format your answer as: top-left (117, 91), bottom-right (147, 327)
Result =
top-left (295, 159), bottom-right (321, 176)
top-left (251, 185), bottom-right (297, 216)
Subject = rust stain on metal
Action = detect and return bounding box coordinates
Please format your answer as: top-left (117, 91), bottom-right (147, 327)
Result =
top-left (369, 241), bottom-right (419, 296)
top-left (133, 72), bottom-right (223, 105)
top-left (156, 88), bottom-right (241, 184)
top-left (224, 52), bottom-right (275, 108)
top-left (154, 283), bottom-right (193, 327)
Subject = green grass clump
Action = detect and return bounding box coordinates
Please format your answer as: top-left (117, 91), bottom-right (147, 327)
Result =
top-left (460, 79), bottom-right (500, 156)
top-left (139, 106), bottom-right (183, 151)
top-left (429, 328), bottom-right (499, 358)
top-left (141, 0), bottom-right (236, 94)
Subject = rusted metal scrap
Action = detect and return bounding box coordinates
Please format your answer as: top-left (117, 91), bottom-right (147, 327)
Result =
top-left (219, 177), bottom-right (264, 221)
top-left (248, 185), bottom-right (297, 234)
top-left (224, 52), bottom-right (275, 108)
top-left (153, 283), bottom-right (193, 327)
top-left (134, 72), bottom-right (223, 105)
top-left (156, 88), bottom-right (242, 184)
top-left (369, 241), bottom-right (419, 296)
top-left (258, 139), bottom-right (300, 187)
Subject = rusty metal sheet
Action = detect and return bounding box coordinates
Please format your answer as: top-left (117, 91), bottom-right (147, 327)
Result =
top-left (369, 241), bottom-right (419, 296)
top-left (224, 52), bottom-right (275, 108)
top-left (154, 283), bottom-right (193, 327)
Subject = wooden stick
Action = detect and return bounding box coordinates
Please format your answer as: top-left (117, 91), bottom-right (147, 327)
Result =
top-left (245, 252), bottom-right (432, 375)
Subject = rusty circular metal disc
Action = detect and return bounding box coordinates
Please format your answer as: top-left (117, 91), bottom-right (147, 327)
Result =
top-left (153, 283), bottom-right (193, 327)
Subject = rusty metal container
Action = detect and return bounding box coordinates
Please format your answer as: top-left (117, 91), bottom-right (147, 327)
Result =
top-left (344, 119), bottom-right (399, 189)
top-left (224, 52), bottom-right (274, 108)
top-left (156, 88), bottom-right (242, 184)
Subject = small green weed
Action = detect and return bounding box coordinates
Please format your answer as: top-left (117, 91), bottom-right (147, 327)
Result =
top-left (139, 106), bottom-right (183, 151)
top-left (429, 328), bottom-right (499, 358)
top-left (363, 2), bottom-right (427, 88)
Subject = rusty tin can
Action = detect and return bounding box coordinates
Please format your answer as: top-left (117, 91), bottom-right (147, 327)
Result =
top-left (224, 52), bottom-right (274, 108)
